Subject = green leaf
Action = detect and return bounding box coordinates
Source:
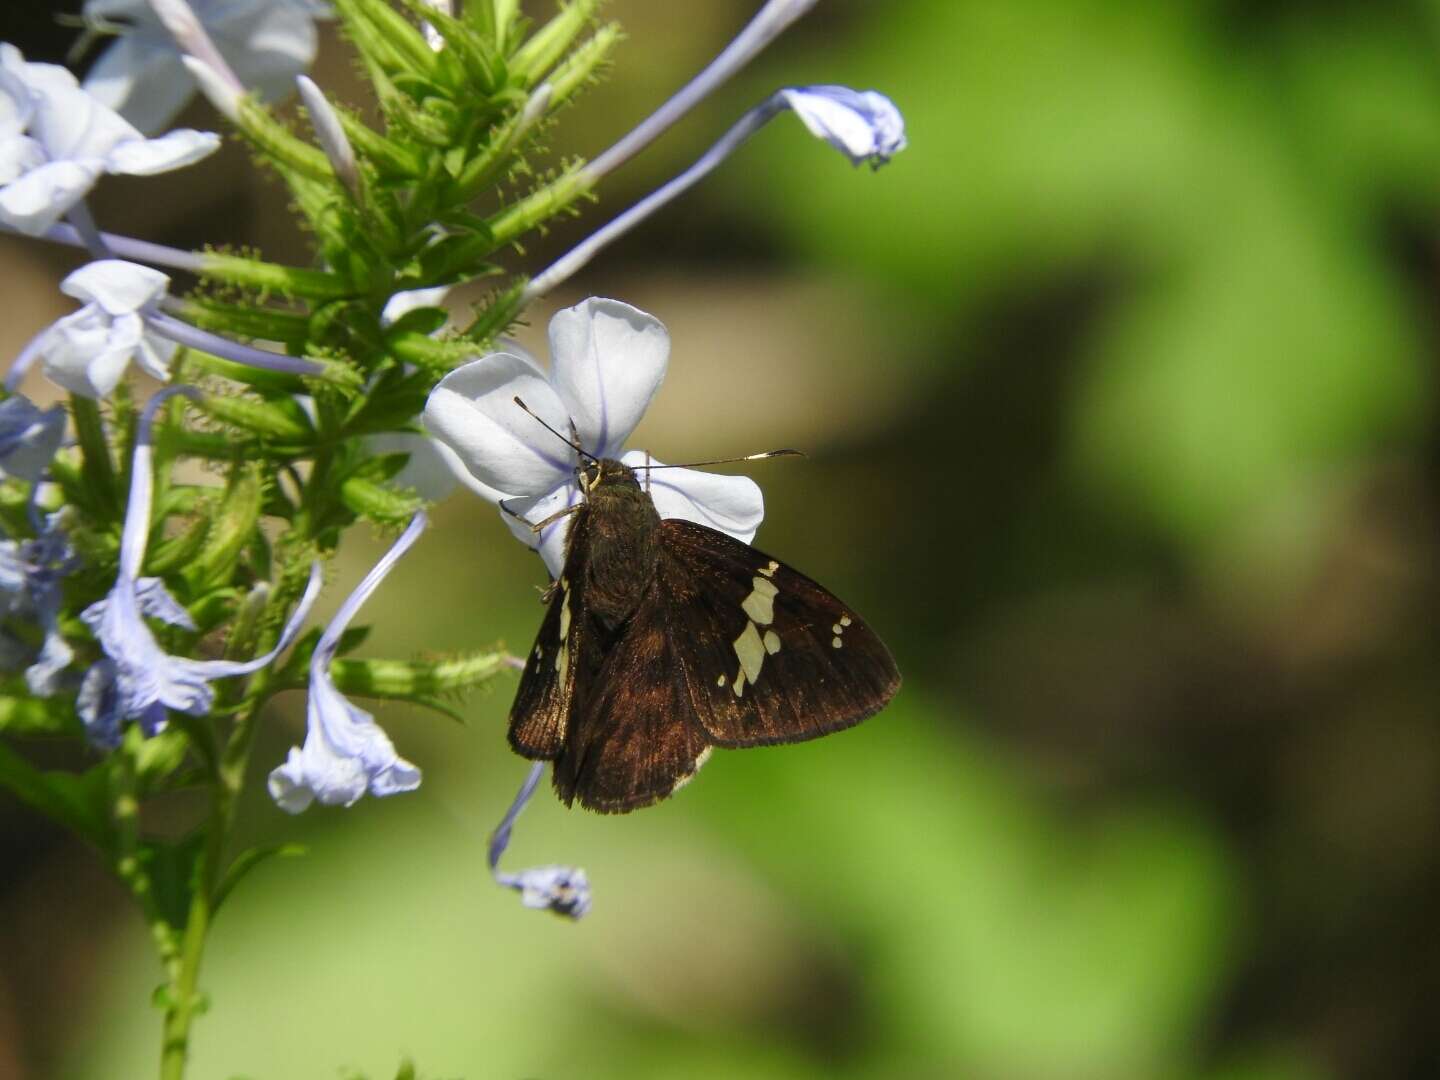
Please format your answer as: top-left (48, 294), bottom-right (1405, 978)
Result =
top-left (133, 729), bottom-right (192, 795)
top-left (339, 476), bottom-right (424, 524)
top-left (213, 843), bottom-right (308, 917)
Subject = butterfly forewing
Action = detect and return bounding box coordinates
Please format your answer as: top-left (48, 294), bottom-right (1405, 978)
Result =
top-left (657, 519), bottom-right (900, 748)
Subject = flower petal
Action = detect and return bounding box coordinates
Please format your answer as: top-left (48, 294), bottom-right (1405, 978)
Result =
top-left (619, 450), bottom-right (764, 541)
top-left (60, 259), bottom-right (171, 314)
top-left (82, 39), bottom-right (195, 137)
top-left (500, 481), bottom-right (582, 579)
top-left (104, 127), bottom-right (221, 175)
top-left (0, 396), bottom-right (65, 484)
top-left (548, 298), bottom-right (669, 459)
top-left (0, 158), bottom-right (103, 235)
top-left (780, 86), bottom-right (907, 168)
top-left (423, 352), bottom-right (575, 497)
top-left (364, 432), bottom-right (459, 503)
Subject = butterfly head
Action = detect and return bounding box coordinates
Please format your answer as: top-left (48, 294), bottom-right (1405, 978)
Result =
top-left (578, 456), bottom-right (642, 498)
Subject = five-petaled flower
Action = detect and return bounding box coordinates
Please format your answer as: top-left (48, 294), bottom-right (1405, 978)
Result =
top-left (39, 260), bottom-right (178, 399)
top-left (423, 297), bottom-right (764, 578)
top-left (0, 509), bottom-right (79, 698)
top-left (0, 44), bottom-right (219, 235)
top-left (268, 511), bottom-right (426, 812)
top-left (781, 85), bottom-right (907, 169)
top-left (78, 388), bottom-right (322, 748)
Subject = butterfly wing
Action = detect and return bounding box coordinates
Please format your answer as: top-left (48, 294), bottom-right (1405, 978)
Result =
top-left (508, 513), bottom-right (598, 760)
top-left (552, 578), bottom-right (712, 813)
top-left (658, 519), bottom-right (900, 748)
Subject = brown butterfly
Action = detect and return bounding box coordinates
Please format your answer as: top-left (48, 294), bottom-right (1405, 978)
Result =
top-left (507, 437), bottom-right (900, 814)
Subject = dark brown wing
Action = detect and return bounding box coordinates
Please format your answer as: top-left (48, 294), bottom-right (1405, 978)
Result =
top-left (508, 513), bottom-right (598, 760)
top-left (552, 580), bottom-right (711, 813)
top-left (658, 519), bottom-right (900, 748)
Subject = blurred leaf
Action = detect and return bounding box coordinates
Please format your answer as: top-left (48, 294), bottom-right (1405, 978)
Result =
top-left (213, 843), bottom-right (308, 917)
top-left (0, 740), bottom-right (114, 851)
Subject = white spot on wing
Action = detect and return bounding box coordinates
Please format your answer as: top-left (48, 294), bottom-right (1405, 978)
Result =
top-left (840, 615), bottom-right (852, 627)
top-left (670, 747), bottom-right (713, 794)
top-left (733, 621), bottom-right (766, 685)
top-left (831, 636), bottom-right (843, 649)
top-left (741, 576), bottom-right (779, 626)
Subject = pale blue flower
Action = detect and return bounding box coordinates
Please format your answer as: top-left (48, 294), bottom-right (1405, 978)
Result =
top-left (0, 44), bottom-right (219, 235)
top-left (0, 509), bottom-right (79, 697)
top-left (0, 395), bottom-right (65, 483)
top-left (424, 298), bottom-right (764, 577)
top-left (78, 387), bottom-right (322, 748)
top-left (81, 0), bottom-right (329, 134)
top-left (779, 85), bottom-right (907, 168)
top-left (488, 761), bottom-right (591, 919)
top-left (267, 512), bottom-right (427, 812)
top-left (40, 260), bottom-right (177, 398)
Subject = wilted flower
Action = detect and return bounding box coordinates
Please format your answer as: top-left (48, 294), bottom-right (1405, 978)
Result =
top-left (78, 388), bottom-right (322, 748)
top-left (780, 85), bottom-right (907, 168)
top-left (81, 0), bottom-right (328, 134)
top-left (0, 395), bottom-right (65, 483)
top-left (38, 259), bottom-right (177, 399)
top-left (423, 298), bottom-right (764, 577)
top-left (0, 509), bottom-right (79, 697)
top-left (267, 512), bottom-right (427, 812)
top-left (488, 761), bottom-right (591, 919)
top-left (0, 44), bottom-right (219, 235)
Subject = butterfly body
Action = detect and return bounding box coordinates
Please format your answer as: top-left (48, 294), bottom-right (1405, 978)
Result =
top-left (510, 457), bottom-right (900, 814)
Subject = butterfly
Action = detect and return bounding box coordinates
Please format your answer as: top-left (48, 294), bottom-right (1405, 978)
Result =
top-left (508, 446), bottom-right (901, 814)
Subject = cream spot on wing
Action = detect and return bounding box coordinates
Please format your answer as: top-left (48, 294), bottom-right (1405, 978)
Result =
top-left (556, 641), bottom-right (569, 679)
top-left (840, 614), bottom-right (852, 627)
top-left (763, 629), bottom-right (781, 654)
top-left (759, 560), bottom-right (779, 578)
top-left (717, 673), bottom-right (726, 688)
top-left (733, 669), bottom-right (747, 698)
top-left (832, 623), bottom-right (843, 635)
top-left (534, 644), bottom-right (543, 659)
top-left (557, 588), bottom-right (572, 642)
top-left (741, 576), bottom-right (779, 626)
top-left (733, 621), bottom-right (766, 685)
top-left (831, 636), bottom-right (843, 649)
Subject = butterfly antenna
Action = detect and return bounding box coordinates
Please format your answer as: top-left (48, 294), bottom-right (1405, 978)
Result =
top-left (512, 396), bottom-right (597, 463)
top-left (631, 449), bottom-right (805, 470)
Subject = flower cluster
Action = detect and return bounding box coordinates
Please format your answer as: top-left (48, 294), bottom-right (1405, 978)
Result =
top-left (0, 0), bottom-right (906, 991)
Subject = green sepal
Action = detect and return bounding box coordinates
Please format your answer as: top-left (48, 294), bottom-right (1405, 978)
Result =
top-left (393, 0), bottom-right (505, 93)
top-left (186, 589), bottom-right (241, 637)
top-left (339, 475), bottom-right (424, 524)
top-left (484, 161), bottom-right (592, 250)
top-left (344, 0), bottom-right (442, 80)
top-left (0, 741), bottom-right (115, 851)
top-left (187, 463), bottom-right (264, 591)
top-left (199, 251), bottom-right (352, 303)
top-left (212, 843), bottom-right (307, 917)
top-left (510, 0), bottom-right (601, 86)
top-left (547, 23), bottom-right (622, 109)
top-left (145, 513), bottom-right (212, 577)
top-left (235, 97), bottom-right (334, 183)
top-left (385, 306), bottom-right (449, 338)
top-left (176, 348), bottom-right (310, 396)
top-left (330, 650), bottom-right (513, 700)
top-left (70, 395), bottom-right (122, 520)
top-left (196, 393), bottom-right (315, 443)
top-left (276, 624), bottom-right (371, 686)
top-left (385, 330), bottom-right (475, 375)
top-left (163, 297), bottom-right (311, 349)
top-left (408, 231), bottom-right (501, 288)
top-left (0, 694), bottom-right (83, 738)
top-left (335, 110), bottom-right (424, 178)
top-left (460, 277), bottom-right (528, 346)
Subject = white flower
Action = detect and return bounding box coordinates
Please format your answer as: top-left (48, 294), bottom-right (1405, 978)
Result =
top-left (40, 260), bottom-right (178, 399)
top-left (0, 395), bottom-right (65, 483)
top-left (0, 44), bottom-right (219, 235)
top-left (81, 0), bottom-right (328, 134)
top-left (364, 432), bottom-right (460, 503)
top-left (0, 509), bottom-right (79, 697)
top-left (78, 388), bottom-right (322, 748)
top-left (780, 85), bottom-right (907, 168)
top-left (267, 512), bottom-right (426, 813)
top-left (423, 298), bottom-right (764, 577)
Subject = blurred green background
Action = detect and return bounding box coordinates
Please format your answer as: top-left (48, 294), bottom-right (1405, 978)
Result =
top-left (4, 0), bottom-right (1440, 1076)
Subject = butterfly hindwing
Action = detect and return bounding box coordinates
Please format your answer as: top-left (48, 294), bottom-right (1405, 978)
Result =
top-left (657, 519), bottom-right (900, 748)
top-left (553, 578), bottom-right (712, 813)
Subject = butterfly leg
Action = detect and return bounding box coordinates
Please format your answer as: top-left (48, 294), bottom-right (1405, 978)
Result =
top-left (500, 498), bottom-right (585, 535)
